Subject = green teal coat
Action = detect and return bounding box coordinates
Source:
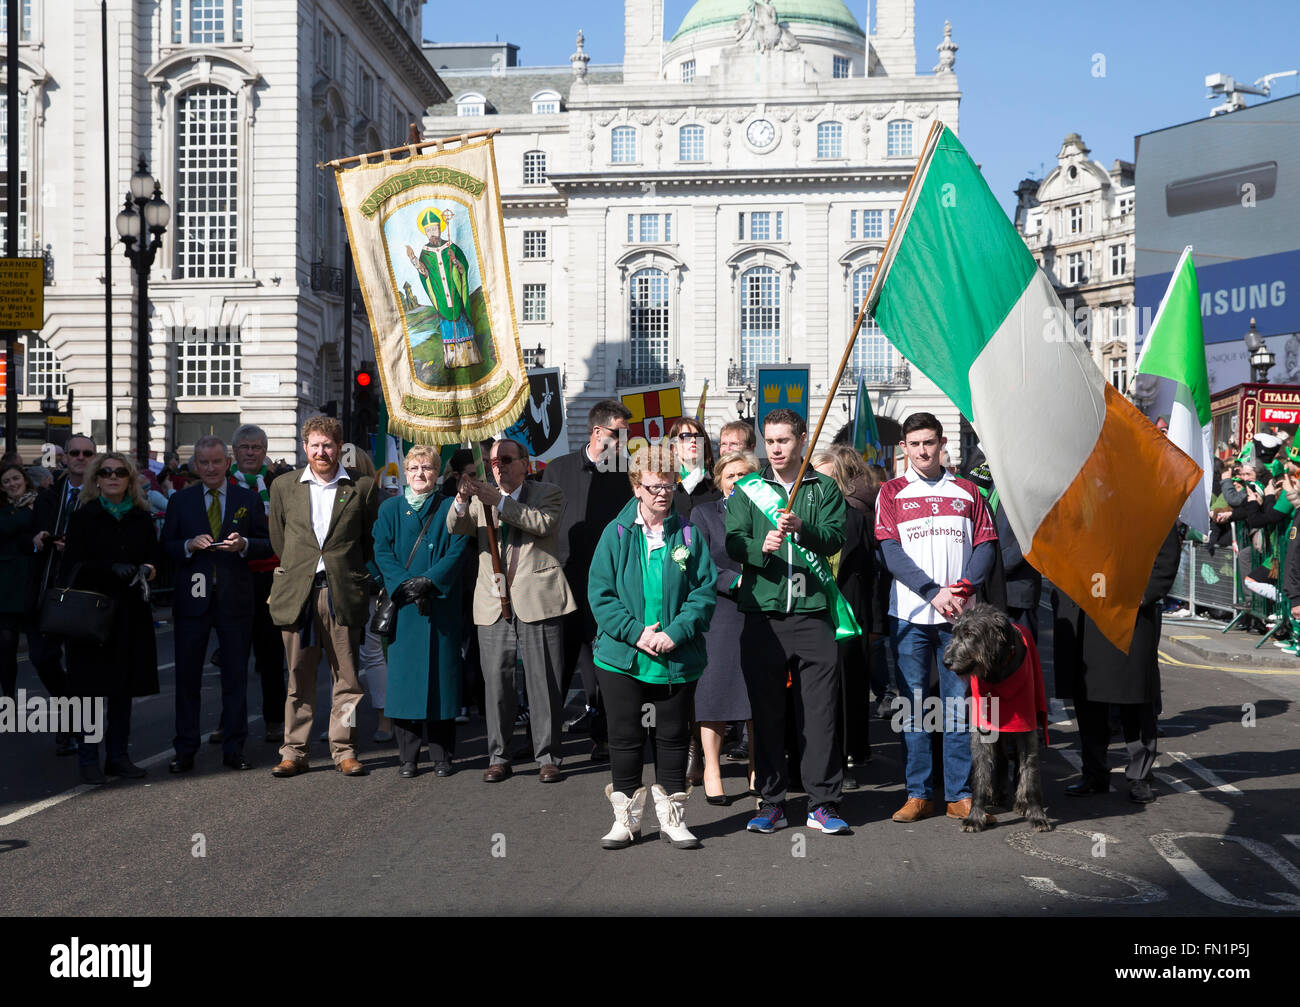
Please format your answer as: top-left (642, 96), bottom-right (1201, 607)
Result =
top-left (374, 494), bottom-right (468, 721)
top-left (0, 501), bottom-right (33, 614)
top-left (588, 498), bottom-right (717, 685)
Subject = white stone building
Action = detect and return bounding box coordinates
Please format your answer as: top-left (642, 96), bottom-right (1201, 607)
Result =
top-left (1014, 133), bottom-right (1136, 394)
top-left (3, 0), bottom-right (446, 460)
top-left (424, 0), bottom-right (966, 456)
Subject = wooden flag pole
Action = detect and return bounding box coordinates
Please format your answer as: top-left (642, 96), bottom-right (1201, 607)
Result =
top-left (317, 126), bottom-right (503, 171)
top-left (470, 440), bottom-right (513, 621)
top-left (783, 119), bottom-right (944, 511)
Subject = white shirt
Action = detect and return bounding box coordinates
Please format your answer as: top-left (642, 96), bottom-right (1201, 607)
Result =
top-left (301, 465), bottom-right (344, 573)
top-left (185, 482), bottom-right (250, 557)
top-left (633, 504), bottom-right (666, 551)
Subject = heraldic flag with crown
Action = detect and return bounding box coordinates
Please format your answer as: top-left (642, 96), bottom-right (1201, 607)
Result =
top-left (336, 137), bottom-right (527, 443)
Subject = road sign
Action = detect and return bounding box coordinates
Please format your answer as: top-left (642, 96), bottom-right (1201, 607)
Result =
top-left (0, 257), bottom-right (45, 329)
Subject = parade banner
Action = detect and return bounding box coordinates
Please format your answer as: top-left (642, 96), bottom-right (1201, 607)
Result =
top-left (336, 137), bottom-right (527, 444)
top-left (755, 364), bottom-right (809, 454)
top-left (499, 367), bottom-right (568, 463)
top-left (620, 383), bottom-right (683, 458)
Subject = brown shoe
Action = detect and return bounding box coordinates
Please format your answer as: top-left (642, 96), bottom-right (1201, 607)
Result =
top-left (946, 799), bottom-right (996, 825)
top-left (270, 758), bottom-right (307, 778)
top-left (538, 764), bottom-right (562, 783)
top-left (483, 762), bottom-right (512, 783)
top-left (337, 757), bottom-right (366, 776)
top-left (892, 797), bottom-right (936, 822)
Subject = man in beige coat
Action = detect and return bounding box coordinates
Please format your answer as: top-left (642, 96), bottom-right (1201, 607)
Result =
top-left (449, 438), bottom-right (576, 782)
top-left (267, 416), bottom-right (379, 778)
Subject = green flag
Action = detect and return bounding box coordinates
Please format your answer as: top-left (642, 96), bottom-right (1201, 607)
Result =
top-left (852, 377), bottom-right (883, 466)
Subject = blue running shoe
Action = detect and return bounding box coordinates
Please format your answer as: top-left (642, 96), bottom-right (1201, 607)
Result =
top-left (807, 803), bottom-right (850, 834)
top-left (747, 802), bottom-right (787, 833)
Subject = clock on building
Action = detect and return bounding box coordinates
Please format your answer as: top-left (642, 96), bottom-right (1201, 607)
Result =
top-left (745, 117), bottom-right (778, 152)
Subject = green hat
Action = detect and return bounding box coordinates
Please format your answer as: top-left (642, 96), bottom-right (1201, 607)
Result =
top-left (1236, 446), bottom-right (1251, 463)
top-left (1288, 443), bottom-right (1300, 467)
top-left (1267, 459), bottom-right (1285, 477)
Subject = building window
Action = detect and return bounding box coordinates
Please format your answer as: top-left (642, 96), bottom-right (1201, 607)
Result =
top-left (319, 25), bottom-right (335, 77)
top-left (522, 283), bottom-right (547, 322)
top-left (886, 120), bottom-right (912, 157)
top-left (456, 92), bottom-right (486, 117)
top-left (740, 210), bottom-right (782, 241)
top-left (0, 90), bottom-right (28, 246)
top-left (1118, 195), bottom-right (1133, 216)
top-left (850, 209), bottom-right (883, 240)
top-left (360, 73), bottom-right (374, 119)
top-left (817, 121), bottom-right (844, 159)
top-left (681, 59), bottom-right (695, 84)
top-left (1110, 243), bottom-right (1126, 277)
top-left (1109, 304), bottom-right (1129, 342)
top-left (314, 121), bottom-right (329, 261)
top-left (833, 55), bottom-right (850, 79)
top-left (1108, 356), bottom-right (1127, 393)
top-left (679, 124), bottom-right (704, 162)
top-left (531, 90), bottom-right (561, 115)
top-left (172, 0), bottom-right (243, 45)
top-left (628, 213), bottom-right (671, 244)
top-left (176, 336), bottom-right (241, 398)
top-left (522, 230), bottom-right (547, 259)
top-left (21, 334), bottom-right (67, 398)
top-left (638, 214), bottom-right (660, 243)
top-left (1068, 204), bottom-right (1082, 234)
top-left (740, 266), bottom-right (781, 381)
top-left (0, 1), bottom-right (33, 42)
top-left (523, 149), bottom-right (547, 185)
top-left (611, 125), bottom-right (637, 164)
top-left (1066, 251), bottom-right (1086, 285)
top-left (629, 268), bottom-right (670, 381)
top-left (175, 85), bottom-right (238, 279)
top-left (851, 265), bottom-right (891, 380)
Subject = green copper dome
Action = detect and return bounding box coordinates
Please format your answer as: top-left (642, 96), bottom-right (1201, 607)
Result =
top-left (671, 0), bottom-right (865, 42)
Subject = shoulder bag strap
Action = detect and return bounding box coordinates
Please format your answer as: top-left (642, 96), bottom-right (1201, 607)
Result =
top-left (403, 504), bottom-right (442, 571)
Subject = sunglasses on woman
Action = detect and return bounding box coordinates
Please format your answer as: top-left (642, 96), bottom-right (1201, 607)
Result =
top-left (97, 467), bottom-right (131, 479)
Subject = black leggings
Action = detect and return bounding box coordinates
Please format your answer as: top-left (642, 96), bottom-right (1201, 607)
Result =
top-left (596, 665), bottom-right (695, 797)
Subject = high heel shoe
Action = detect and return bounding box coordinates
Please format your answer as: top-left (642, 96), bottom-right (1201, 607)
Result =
top-left (705, 791), bottom-right (728, 806)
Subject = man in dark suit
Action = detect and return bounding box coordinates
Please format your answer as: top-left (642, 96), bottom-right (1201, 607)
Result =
top-left (161, 434), bottom-right (271, 772)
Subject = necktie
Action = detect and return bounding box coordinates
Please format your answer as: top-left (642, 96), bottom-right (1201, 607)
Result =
top-left (208, 489), bottom-right (222, 539)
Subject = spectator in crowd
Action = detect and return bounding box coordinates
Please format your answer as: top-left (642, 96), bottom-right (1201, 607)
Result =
top-left (440, 448), bottom-right (475, 499)
top-left (718, 421), bottom-right (757, 457)
top-left (543, 399), bottom-right (634, 758)
top-left (691, 449), bottom-right (757, 804)
top-left (63, 452), bottom-right (160, 784)
top-left (267, 416), bottom-right (378, 779)
top-left (963, 448), bottom-right (1043, 640)
top-left (0, 464), bottom-right (38, 699)
top-left (450, 437), bottom-right (575, 783)
top-left (28, 465), bottom-right (53, 491)
top-left (588, 447), bottom-right (717, 849)
top-left (669, 417), bottom-right (721, 521)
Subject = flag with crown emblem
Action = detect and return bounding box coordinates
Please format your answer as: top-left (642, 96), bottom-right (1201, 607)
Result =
top-left (755, 364), bottom-right (809, 434)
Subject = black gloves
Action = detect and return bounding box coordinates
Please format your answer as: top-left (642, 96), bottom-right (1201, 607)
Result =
top-left (111, 563), bottom-right (139, 581)
top-left (363, 573), bottom-right (384, 596)
top-left (390, 577), bottom-right (434, 607)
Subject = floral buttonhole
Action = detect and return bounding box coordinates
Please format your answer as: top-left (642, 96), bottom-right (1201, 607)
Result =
top-left (672, 544), bottom-right (690, 571)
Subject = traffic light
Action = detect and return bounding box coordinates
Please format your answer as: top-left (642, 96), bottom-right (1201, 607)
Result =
top-left (353, 363), bottom-right (380, 439)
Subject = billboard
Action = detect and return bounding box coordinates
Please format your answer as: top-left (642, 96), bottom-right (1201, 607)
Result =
top-left (1135, 93), bottom-right (1300, 390)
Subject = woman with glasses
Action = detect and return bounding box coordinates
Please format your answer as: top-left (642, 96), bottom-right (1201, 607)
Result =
top-left (62, 453), bottom-right (160, 784)
top-left (373, 446), bottom-right (469, 778)
top-left (587, 448), bottom-right (717, 849)
top-left (0, 464), bottom-right (38, 699)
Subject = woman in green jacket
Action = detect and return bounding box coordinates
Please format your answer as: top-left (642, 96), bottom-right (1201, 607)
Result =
top-left (588, 451), bottom-right (717, 850)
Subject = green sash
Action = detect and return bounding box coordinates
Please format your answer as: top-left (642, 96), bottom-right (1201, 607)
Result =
top-left (734, 473), bottom-right (862, 640)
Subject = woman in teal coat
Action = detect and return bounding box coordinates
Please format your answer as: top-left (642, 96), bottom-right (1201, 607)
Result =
top-left (588, 451), bottom-right (716, 850)
top-left (373, 446), bottom-right (469, 778)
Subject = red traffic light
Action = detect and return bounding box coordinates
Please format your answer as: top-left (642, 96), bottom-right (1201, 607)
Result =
top-left (355, 371), bottom-right (373, 388)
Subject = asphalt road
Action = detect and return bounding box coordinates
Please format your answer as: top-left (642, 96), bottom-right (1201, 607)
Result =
top-left (2, 605), bottom-right (1299, 916)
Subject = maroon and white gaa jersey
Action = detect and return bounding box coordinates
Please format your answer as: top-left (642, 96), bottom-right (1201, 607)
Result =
top-left (875, 467), bottom-right (997, 624)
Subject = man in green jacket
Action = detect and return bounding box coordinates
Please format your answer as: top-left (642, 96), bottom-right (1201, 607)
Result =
top-left (725, 408), bottom-right (849, 836)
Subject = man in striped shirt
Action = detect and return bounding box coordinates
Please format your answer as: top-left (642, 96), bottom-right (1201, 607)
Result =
top-left (875, 413), bottom-right (997, 824)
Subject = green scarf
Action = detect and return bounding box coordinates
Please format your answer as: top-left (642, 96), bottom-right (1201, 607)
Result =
top-left (229, 463), bottom-right (270, 511)
top-left (99, 496), bottom-right (135, 520)
top-left (404, 485), bottom-right (433, 509)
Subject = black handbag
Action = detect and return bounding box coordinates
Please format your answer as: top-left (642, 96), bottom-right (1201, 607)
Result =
top-left (369, 504), bottom-right (441, 643)
top-left (39, 563), bottom-right (119, 646)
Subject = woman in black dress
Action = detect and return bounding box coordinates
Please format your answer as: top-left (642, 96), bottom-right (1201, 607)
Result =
top-left (62, 453), bottom-right (161, 785)
top-left (0, 463), bottom-right (38, 698)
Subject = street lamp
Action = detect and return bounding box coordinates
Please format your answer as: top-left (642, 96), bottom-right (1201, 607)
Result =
top-left (736, 383), bottom-right (755, 422)
top-left (1245, 317), bottom-right (1274, 384)
top-left (115, 157), bottom-right (170, 467)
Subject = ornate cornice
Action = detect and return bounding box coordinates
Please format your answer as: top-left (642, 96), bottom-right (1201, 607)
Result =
top-left (345, 0), bottom-right (450, 105)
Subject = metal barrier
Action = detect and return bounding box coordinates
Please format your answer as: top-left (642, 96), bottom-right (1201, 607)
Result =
top-left (1167, 528), bottom-right (1293, 648)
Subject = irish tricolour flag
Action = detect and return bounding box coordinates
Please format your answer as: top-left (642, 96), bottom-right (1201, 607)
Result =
top-left (1131, 248), bottom-right (1213, 536)
top-left (866, 124), bottom-right (1201, 651)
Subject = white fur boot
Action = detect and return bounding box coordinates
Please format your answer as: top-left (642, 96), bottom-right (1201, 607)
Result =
top-left (601, 784), bottom-right (647, 849)
top-left (651, 783), bottom-right (701, 849)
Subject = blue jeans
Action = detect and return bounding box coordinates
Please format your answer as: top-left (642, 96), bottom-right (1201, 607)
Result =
top-left (891, 619), bottom-right (971, 802)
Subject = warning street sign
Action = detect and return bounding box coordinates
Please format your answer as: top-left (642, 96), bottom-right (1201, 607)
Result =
top-left (0, 257), bottom-right (45, 330)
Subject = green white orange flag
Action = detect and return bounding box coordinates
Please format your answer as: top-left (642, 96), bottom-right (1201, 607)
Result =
top-left (852, 376), bottom-right (884, 466)
top-left (1131, 247), bottom-right (1212, 535)
top-left (865, 123), bottom-right (1201, 651)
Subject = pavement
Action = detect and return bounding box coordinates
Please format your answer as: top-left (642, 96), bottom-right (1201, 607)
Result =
top-left (1, 603), bottom-right (1299, 916)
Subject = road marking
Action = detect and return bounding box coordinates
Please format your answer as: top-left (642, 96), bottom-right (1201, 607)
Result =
top-left (1009, 829), bottom-right (1168, 904)
top-left (1165, 752), bottom-right (1243, 795)
top-left (1048, 699), bottom-right (1072, 726)
top-left (1158, 649), bottom-right (1300, 675)
top-left (1149, 832), bottom-right (1300, 911)
top-left (1168, 634), bottom-right (1211, 640)
top-left (1056, 747), bottom-right (1195, 794)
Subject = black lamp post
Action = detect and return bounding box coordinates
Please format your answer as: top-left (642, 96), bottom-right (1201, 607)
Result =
top-left (1244, 317), bottom-right (1274, 384)
top-left (736, 383), bottom-right (755, 423)
top-left (115, 158), bottom-right (170, 467)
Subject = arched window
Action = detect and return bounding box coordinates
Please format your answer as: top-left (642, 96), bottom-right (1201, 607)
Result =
top-left (740, 266), bottom-right (781, 381)
top-left (679, 124), bottom-right (704, 162)
top-left (523, 149), bottom-right (547, 185)
top-left (817, 121), bottom-right (843, 159)
top-left (456, 91), bottom-right (486, 116)
top-left (174, 85), bottom-right (238, 278)
top-left (611, 125), bottom-right (637, 164)
top-left (851, 265), bottom-right (890, 381)
top-left (628, 268), bottom-right (670, 384)
top-left (887, 120), bottom-right (913, 157)
top-left (531, 90), bottom-right (561, 115)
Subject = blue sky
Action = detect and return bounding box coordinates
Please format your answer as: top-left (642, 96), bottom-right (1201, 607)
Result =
top-left (424, 1), bottom-right (1300, 214)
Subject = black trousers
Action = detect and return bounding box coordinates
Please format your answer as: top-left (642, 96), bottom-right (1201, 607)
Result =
top-left (838, 634), bottom-right (870, 763)
top-left (561, 606), bottom-right (606, 743)
top-left (741, 612), bottom-right (842, 807)
top-left (25, 626), bottom-right (72, 707)
top-left (1075, 698), bottom-right (1157, 784)
top-left (173, 610), bottom-right (251, 757)
top-left (78, 693), bottom-right (132, 766)
top-left (250, 570), bottom-right (286, 723)
top-left (394, 718), bottom-right (456, 764)
top-left (596, 665), bottom-right (694, 797)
